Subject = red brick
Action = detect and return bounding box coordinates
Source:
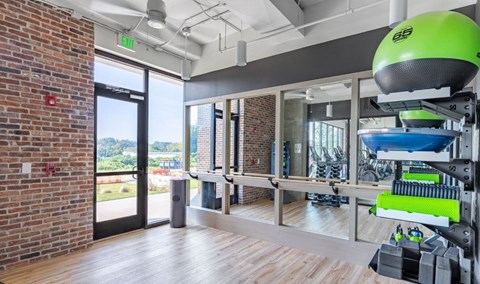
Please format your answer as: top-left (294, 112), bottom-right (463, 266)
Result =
top-left (0, 0), bottom-right (94, 272)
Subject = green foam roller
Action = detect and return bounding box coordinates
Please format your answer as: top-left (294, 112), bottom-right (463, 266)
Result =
top-left (402, 172), bottom-right (440, 184)
top-left (376, 192), bottom-right (459, 222)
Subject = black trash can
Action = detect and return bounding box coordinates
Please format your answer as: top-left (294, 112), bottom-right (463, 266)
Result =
top-left (170, 179), bottom-right (186, 228)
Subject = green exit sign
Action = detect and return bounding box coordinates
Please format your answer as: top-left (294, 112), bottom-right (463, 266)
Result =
top-left (117, 34), bottom-right (135, 52)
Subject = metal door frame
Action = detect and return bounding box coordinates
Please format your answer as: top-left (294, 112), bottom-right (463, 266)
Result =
top-left (93, 83), bottom-right (148, 239)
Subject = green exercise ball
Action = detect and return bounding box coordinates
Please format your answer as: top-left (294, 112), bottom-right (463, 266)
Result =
top-left (399, 110), bottom-right (445, 128)
top-left (373, 11), bottom-right (480, 94)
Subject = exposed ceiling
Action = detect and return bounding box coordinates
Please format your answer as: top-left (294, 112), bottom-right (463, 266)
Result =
top-left (86, 0), bottom-right (245, 44)
top-left (45, 0), bottom-right (310, 60)
top-left (297, 0), bottom-right (329, 9)
top-left (40, 0), bottom-right (477, 76)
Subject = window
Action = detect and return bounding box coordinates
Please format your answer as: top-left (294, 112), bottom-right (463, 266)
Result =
top-left (94, 56), bottom-right (144, 92)
top-left (311, 122), bottom-right (346, 160)
top-left (147, 72), bottom-right (184, 224)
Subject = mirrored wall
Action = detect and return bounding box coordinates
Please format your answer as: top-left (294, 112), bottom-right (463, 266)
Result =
top-left (229, 95), bottom-right (276, 224)
top-left (188, 103), bottom-right (224, 212)
top-left (281, 80), bottom-right (352, 238)
top-left (184, 71), bottom-right (453, 248)
top-left (357, 78), bottom-right (399, 185)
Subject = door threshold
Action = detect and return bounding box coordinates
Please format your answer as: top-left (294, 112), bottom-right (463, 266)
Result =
top-left (145, 219), bottom-right (170, 229)
top-left (93, 228), bottom-right (146, 244)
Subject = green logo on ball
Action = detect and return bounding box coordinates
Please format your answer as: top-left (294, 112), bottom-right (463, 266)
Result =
top-left (392, 26), bottom-right (413, 43)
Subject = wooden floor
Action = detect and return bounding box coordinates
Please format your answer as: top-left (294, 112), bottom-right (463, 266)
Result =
top-left (0, 225), bottom-right (406, 284)
top-left (230, 199), bottom-right (431, 243)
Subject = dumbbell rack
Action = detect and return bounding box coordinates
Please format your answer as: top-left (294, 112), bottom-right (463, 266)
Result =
top-left (369, 87), bottom-right (477, 282)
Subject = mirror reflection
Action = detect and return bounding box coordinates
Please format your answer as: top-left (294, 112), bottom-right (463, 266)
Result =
top-left (281, 80), bottom-right (352, 237)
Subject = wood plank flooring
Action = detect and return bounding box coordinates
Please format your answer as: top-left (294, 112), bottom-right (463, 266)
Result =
top-left (229, 199), bottom-right (432, 243)
top-left (0, 225), bottom-right (406, 284)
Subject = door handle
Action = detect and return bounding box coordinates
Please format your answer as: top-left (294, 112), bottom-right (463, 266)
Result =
top-left (132, 166), bottom-right (137, 180)
top-left (132, 166), bottom-right (145, 180)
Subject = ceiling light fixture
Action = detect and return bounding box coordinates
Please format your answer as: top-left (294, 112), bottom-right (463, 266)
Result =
top-left (236, 21), bottom-right (247, 67)
top-left (389, 0), bottom-right (407, 28)
top-left (181, 27), bottom-right (192, 81)
top-left (236, 40), bottom-right (247, 67)
top-left (147, 0), bottom-right (167, 29)
top-left (326, 103), bottom-right (333, 117)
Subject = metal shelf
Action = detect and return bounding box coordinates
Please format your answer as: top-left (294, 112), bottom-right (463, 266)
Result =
top-left (372, 91), bottom-right (476, 122)
top-left (377, 87), bottom-right (451, 103)
top-left (366, 87), bottom-right (477, 280)
top-left (376, 208), bottom-right (450, 227)
top-left (377, 151), bottom-right (450, 162)
top-left (374, 208), bottom-right (475, 260)
top-left (425, 222), bottom-right (476, 259)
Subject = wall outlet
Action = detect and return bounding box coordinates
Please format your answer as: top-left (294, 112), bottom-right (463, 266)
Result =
top-left (294, 143), bottom-right (302, 154)
top-left (22, 163), bottom-right (32, 174)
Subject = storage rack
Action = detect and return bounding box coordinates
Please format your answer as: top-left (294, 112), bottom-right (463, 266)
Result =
top-left (271, 141), bottom-right (291, 177)
top-left (368, 87), bottom-right (477, 282)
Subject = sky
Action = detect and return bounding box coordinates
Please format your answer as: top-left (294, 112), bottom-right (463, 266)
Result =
top-left (95, 58), bottom-right (184, 143)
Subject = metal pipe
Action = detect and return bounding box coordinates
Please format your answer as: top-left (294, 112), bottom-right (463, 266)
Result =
top-left (218, 33), bottom-right (222, 53)
top-left (190, 10), bottom-right (230, 29)
top-left (224, 22), bottom-right (227, 50)
top-left (93, 19), bottom-right (184, 59)
top-left (185, 3), bottom-right (223, 22)
top-left (219, 16), bottom-right (241, 32)
top-left (192, 0), bottom-right (240, 32)
top-left (346, 0), bottom-right (352, 12)
top-left (130, 16), bottom-right (145, 32)
top-left (35, 0), bottom-right (223, 59)
top-left (155, 2), bottom-right (224, 48)
top-left (33, 0), bottom-right (72, 12)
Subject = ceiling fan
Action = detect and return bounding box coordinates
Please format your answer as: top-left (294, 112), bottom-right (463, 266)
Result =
top-left (286, 88), bottom-right (317, 101)
top-left (91, 0), bottom-right (169, 29)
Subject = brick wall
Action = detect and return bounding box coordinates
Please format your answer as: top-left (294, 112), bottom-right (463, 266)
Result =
top-left (0, 0), bottom-right (94, 271)
top-left (196, 104), bottom-right (212, 173)
top-left (239, 96), bottom-right (276, 204)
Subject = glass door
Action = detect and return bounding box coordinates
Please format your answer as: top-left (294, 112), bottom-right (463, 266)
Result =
top-left (146, 73), bottom-right (184, 225)
top-left (94, 85), bottom-right (147, 239)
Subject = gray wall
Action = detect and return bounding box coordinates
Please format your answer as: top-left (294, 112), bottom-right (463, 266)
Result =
top-left (284, 99), bottom-right (308, 202)
top-left (308, 97), bottom-right (395, 121)
top-left (185, 27), bottom-right (386, 101)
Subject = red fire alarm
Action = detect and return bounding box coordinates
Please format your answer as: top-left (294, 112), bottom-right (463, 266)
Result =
top-left (45, 163), bottom-right (57, 175)
top-left (45, 95), bottom-right (57, 106)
